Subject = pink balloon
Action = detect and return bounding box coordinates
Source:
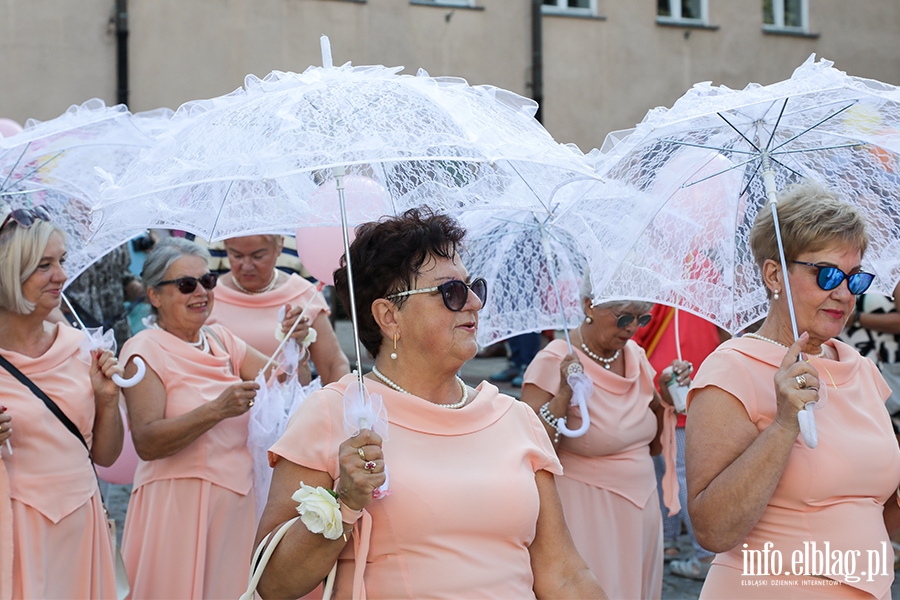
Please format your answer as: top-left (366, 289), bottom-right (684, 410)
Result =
top-left (295, 226), bottom-right (356, 286)
top-left (0, 118), bottom-right (23, 138)
top-left (95, 404), bottom-right (138, 485)
top-left (296, 175), bottom-right (392, 286)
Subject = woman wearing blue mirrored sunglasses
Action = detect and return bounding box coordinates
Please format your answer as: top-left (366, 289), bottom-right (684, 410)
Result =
top-left (685, 183), bottom-right (900, 597)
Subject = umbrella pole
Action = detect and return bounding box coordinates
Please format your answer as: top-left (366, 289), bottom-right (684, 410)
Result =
top-left (762, 163), bottom-right (800, 342)
top-left (334, 166), bottom-right (367, 395)
top-left (539, 230), bottom-right (573, 353)
top-left (674, 308), bottom-right (682, 362)
top-left (61, 293), bottom-right (88, 330)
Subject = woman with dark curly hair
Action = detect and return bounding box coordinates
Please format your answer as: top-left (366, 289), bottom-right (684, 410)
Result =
top-left (254, 208), bottom-right (605, 599)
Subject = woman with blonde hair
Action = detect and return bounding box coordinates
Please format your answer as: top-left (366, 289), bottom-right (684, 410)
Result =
top-left (0, 205), bottom-right (124, 598)
top-left (687, 183), bottom-right (900, 597)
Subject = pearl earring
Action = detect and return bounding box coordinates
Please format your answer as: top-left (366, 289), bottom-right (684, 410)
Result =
top-left (773, 289), bottom-right (780, 301)
top-left (390, 333), bottom-right (398, 360)
top-left (584, 315), bottom-right (593, 324)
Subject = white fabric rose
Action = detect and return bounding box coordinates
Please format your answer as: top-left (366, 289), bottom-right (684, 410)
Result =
top-left (292, 483), bottom-right (343, 540)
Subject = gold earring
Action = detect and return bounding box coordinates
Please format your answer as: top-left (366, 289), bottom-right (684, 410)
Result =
top-left (391, 333), bottom-right (398, 360)
top-left (584, 315), bottom-right (593, 324)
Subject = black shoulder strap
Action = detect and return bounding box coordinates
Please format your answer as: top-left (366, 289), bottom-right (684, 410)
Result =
top-left (0, 353), bottom-right (90, 453)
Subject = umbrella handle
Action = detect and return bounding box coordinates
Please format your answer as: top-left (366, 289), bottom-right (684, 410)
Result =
top-left (557, 372), bottom-right (591, 437)
top-left (113, 356), bottom-right (146, 388)
top-left (797, 402), bottom-right (817, 448)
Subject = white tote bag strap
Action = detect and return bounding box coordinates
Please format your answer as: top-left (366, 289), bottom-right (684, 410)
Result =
top-left (240, 516), bottom-right (300, 600)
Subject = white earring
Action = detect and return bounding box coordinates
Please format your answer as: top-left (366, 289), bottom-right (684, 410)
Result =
top-left (584, 315), bottom-right (593, 324)
top-left (773, 289), bottom-right (780, 301)
top-left (390, 333), bottom-right (398, 360)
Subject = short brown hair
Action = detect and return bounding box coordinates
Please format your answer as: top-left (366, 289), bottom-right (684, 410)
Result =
top-left (333, 208), bottom-right (466, 358)
top-left (749, 182), bottom-right (868, 275)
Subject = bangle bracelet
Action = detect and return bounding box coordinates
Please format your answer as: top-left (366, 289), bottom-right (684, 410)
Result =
top-left (539, 401), bottom-right (562, 445)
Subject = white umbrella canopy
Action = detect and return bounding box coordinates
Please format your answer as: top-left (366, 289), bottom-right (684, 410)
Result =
top-left (0, 98), bottom-right (161, 285)
top-left (90, 37), bottom-right (609, 492)
top-left (583, 55), bottom-right (900, 336)
top-left (458, 207), bottom-right (586, 348)
top-left (91, 41), bottom-right (602, 242)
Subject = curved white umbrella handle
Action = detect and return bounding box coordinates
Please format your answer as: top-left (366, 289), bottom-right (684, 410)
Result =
top-left (558, 372), bottom-right (591, 438)
top-left (112, 356), bottom-right (146, 388)
top-left (797, 402), bottom-right (817, 448)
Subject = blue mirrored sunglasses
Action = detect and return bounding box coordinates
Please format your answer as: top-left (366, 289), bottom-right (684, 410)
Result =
top-left (791, 261), bottom-right (875, 295)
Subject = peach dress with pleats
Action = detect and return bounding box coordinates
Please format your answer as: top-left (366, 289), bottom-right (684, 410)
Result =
top-left (690, 337), bottom-right (900, 599)
top-left (523, 338), bottom-right (665, 600)
top-left (120, 324), bottom-right (256, 600)
top-left (0, 324), bottom-right (117, 599)
top-left (269, 374), bottom-right (562, 599)
top-left (208, 273), bottom-right (328, 356)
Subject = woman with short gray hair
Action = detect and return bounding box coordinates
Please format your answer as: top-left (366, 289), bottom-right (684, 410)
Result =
top-left (520, 272), bottom-right (690, 599)
top-left (118, 236), bottom-right (310, 599)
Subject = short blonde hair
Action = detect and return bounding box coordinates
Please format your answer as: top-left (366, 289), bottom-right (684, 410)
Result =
top-left (0, 219), bottom-right (66, 314)
top-left (749, 182), bottom-right (868, 274)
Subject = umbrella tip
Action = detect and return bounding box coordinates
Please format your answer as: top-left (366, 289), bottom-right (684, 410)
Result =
top-left (320, 35), bottom-right (333, 69)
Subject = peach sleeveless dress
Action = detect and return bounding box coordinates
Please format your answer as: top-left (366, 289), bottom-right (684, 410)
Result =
top-left (208, 273), bottom-right (328, 356)
top-left (269, 374), bottom-right (562, 599)
top-left (120, 324), bottom-right (256, 599)
top-left (0, 324), bottom-right (117, 599)
top-left (690, 337), bottom-right (900, 599)
top-left (522, 338), bottom-right (664, 600)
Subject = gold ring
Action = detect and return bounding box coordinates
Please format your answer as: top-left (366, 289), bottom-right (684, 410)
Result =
top-left (795, 374), bottom-right (808, 389)
top-left (248, 400), bottom-right (254, 407)
top-left (357, 447), bottom-right (366, 462)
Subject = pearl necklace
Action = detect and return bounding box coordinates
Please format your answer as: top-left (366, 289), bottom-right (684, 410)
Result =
top-left (370, 365), bottom-right (469, 409)
top-left (231, 270), bottom-right (279, 295)
top-left (146, 318), bottom-right (209, 353)
top-left (742, 332), bottom-right (825, 358)
top-left (579, 342), bottom-right (620, 369)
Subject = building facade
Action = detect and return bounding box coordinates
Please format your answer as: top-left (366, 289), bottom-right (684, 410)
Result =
top-left (1, 1), bottom-right (899, 152)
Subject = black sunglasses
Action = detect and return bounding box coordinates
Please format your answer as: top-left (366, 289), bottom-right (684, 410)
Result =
top-left (613, 313), bottom-right (652, 329)
top-left (0, 206), bottom-right (52, 231)
top-left (156, 273), bottom-right (218, 294)
top-left (387, 277), bottom-right (488, 312)
top-left (791, 261), bottom-right (875, 295)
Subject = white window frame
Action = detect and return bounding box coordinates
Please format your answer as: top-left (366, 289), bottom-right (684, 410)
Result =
top-left (657, 0), bottom-right (709, 25)
top-left (763, 0), bottom-right (809, 33)
top-left (541, 0), bottom-right (596, 18)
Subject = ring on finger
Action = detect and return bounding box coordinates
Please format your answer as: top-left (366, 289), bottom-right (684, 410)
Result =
top-left (248, 400), bottom-right (255, 407)
top-left (566, 363), bottom-right (584, 376)
top-left (364, 461), bottom-right (377, 471)
top-left (795, 374), bottom-right (808, 389)
top-left (358, 447), bottom-right (367, 462)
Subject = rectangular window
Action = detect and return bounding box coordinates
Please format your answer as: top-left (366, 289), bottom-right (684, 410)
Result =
top-left (763, 0), bottom-right (807, 31)
top-left (658, 0), bottom-right (707, 23)
top-left (543, 0), bottom-right (595, 16)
